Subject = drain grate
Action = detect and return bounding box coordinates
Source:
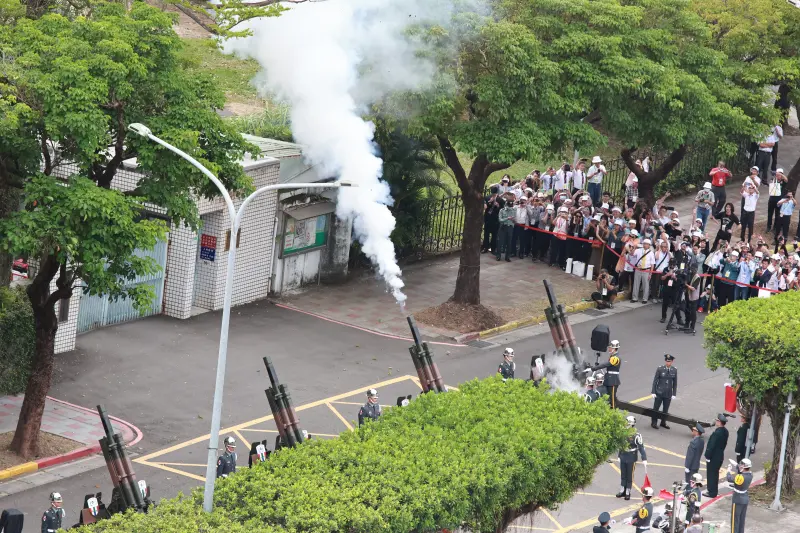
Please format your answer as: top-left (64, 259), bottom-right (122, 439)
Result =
top-left (583, 309), bottom-right (606, 316)
top-left (466, 340), bottom-right (494, 348)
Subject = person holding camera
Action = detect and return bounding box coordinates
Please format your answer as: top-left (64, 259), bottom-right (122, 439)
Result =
top-left (659, 265), bottom-right (683, 325)
top-left (592, 269), bottom-right (618, 309)
top-left (740, 182), bottom-right (759, 243)
top-left (775, 188), bottom-right (795, 242)
top-left (683, 273), bottom-right (701, 334)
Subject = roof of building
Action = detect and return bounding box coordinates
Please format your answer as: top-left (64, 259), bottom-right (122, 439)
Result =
top-left (241, 134), bottom-right (303, 159)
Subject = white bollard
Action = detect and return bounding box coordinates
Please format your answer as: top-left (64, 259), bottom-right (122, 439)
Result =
top-left (573, 261), bottom-right (585, 277)
top-left (585, 264), bottom-right (594, 280)
top-left (565, 258), bottom-right (573, 274)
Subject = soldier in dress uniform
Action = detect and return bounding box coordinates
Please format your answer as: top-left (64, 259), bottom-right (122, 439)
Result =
top-left (497, 348), bottom-right (515, 380)
top-left (726, 458), bottom-right (753, 533)
top-left (358, 388), bottom-right (382, 426)
top-left (684, 424), bottom-right (705, 483)
top-left (592, 340), bottom-right (621, 408)
top-left (593, 372), bottom-right (608, 397)
top-left (617, 415), bottom-right (647, 500)
top-left (584, 375), bottom-right (601, 403)
top-left (683, 473), bottom-right (703, 525)
top-left (594, 511), bottom-right (612, 533)
top-left (42, 492), bottom-right (65, 533)
top-left (216, 436), bottom-right (237, 478)
top-left (704, 414), bottom-right (730, 498)
top-left (625, 487), bottom-right (654, 532)
top-left (650, 354), bottom-right (678, 429)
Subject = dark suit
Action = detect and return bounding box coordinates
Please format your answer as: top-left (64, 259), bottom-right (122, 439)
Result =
top-left (704, 426), bottom-right (729, 496)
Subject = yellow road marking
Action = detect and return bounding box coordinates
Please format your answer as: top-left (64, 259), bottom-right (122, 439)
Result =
top-left (140, 460), bottom-right (205, 482)
top-left (233, 429), bottom-right (250, 450)
top-left (577, 491), bottom-right (622, 498)
top-left (507, 526), bottom-right (556, 531)
top-left (154, 462), bottom-right (207, 468)
top-left (629, 395), bottom-right (653, 404)
top-left (646, 462), bottom-right (705, 471)
top-left (647, 444), bottom-right (686, 459)
top-left (135, 374), bottom-right (414, 463)
top-left (540, 509), bottom-right (563, 529)
top-left (411, 377), bottom-right (424, 391)
top-left (608, 462), bottom-right (642, 495)
top-left (331, 400), bottom-right (368, 406)
top-left (239, 428), bottom-right (279, 433)
top-left (326, 402), bottom-right (353, 431)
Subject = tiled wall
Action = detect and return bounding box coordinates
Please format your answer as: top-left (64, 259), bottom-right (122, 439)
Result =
top-left (54, 280), bottom-right (82, 355)
top-left (162, 222), bottom-right (198, 320)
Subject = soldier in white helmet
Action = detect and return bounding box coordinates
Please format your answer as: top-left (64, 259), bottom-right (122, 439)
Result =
top-left (498, 348), bottom-right (515, 380)
top-left (592, 340), bottom-right (622, 408)
top-left (216, 436), bottom-right (237, 478)
top-left (683, 473), bottom-right (704, 525)
top-left (617, 415), bottom-right (647, 500)
top-left (625, 487), bottom-right (654, 531)
top-left (726, 457), bottom-right (752, 533)
top-left (358, 389), bottom-right (382, 426)
top-left (584, 375), bottom-right (601, 403)
top-left (42, 492), bottom-right (65, 533)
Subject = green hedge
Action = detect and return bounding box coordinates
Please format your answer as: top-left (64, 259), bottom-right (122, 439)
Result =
top-left (85, 377), bottom-right (626, 533)
top-left (0, 286), bottom-right (35, 395)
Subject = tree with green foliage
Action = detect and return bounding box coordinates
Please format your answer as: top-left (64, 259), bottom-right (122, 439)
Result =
top-left (414, 0), bottom-right (767, 305)
top-left (77, 378), bottom-right (626, 533)
top-left (372, 117), bottom-right (447, 258)
top-left (0, 286), bottom-right (35, 395)
top-left (0, 1), bottom-right (253, 457)
top-left (704, 292), bottom-right (800, 495)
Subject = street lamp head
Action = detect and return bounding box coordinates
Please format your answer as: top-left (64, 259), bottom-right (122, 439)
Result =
top-left (337, 179), bottom-right (356, 187)
top-left (128, 123), bottom-right (152, 138)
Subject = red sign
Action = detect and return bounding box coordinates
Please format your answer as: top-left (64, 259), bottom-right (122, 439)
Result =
top-left (200, 234), bottom-right (217, 249)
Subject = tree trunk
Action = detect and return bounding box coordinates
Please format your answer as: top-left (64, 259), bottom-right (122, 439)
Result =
top-left (10, 257), bottom-right (62, 458)
top-left (25, 0), bottom-right (51, 18)
top-left (452, 191), bottom-right (484, 305)
top-left (621, 145), bottom-right (688, 203)
top-left (764, 395), bottom-right (799, 495)
top-left (785, 151), bottom-right (800, 196)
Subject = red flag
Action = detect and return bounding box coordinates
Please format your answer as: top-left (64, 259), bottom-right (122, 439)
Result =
top-left (658, 489), bottom-right (674, 501)
top-left (642, 474), bottom-right (652, 490)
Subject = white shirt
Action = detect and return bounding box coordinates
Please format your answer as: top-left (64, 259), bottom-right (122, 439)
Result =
top-left (587, 164), bottom-right (605, 184)
top-left (572, 169), bottom-right (585, 189)
top-left (654, 250), bottom-right (672, 272)
top-left (743, 175), bottom-right (761, 188)
top-left (759, 125), bottom-right (784, 152)
top-left (541, 174), bottom-right (553, 190)
top-left (742, 190), bottom-right (759, 212)
top-left (634, 247), bottom-right (654, 269)
top-left (553, 169), bottom-right (571, 191)
top-left (514, 206), bottom-right (528, 224)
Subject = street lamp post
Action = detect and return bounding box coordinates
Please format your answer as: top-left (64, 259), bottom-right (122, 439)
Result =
top-left (128, 123), bottom-right (353, 512)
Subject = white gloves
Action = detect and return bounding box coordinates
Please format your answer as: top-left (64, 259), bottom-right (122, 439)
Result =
top-left (642, 460), bottom-right (648, 468)
top-left (685, 468), bottom-right (690, 473)
top-left (651, 394), bottom-right (656, 398)
top-left (672, 396), bottom-right (677, 400)
top-left (623, 518), bottom-right (632, 525)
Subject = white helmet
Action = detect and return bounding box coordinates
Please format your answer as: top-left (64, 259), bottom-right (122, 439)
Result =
top-left (593, 372), bottom-right (605, 384)
top-left (503, 347), bottom-right (515, 358)
top-left (224, 436), bottom-right (236, 448)
top-left (642, 486), bottom-right (654, 498)
top-left (739, 458), bottom-right (752, 469)
top-left (626, 415), bottom-right (636, 427)
top-left (50, 492), bottom-right (63, 503)
top-left (367, 388), bottom-right (379, 398)
top-left (691, 473), bottom-right (704, 485)
top-left (586, 375), bottom-right (596, 386)
top-left (609, 340), bottom-right (621, 350)
top-left (558, 206), bottom-right (568, 214)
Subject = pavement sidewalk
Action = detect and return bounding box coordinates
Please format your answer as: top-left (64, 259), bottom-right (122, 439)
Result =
top-left (0, 395), bottom-right (142, 483)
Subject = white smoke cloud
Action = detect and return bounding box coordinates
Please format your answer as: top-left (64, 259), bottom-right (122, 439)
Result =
top-left (223, 0), bottom-right (473, 303)
top-left (542, 351), bottom-right (582, 394)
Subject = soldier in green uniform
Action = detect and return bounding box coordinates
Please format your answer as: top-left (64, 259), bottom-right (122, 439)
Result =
top-left (216, 436), bottom-right (237, 478)
top-left (704, 414), bottom-right (729, 497)
top-left (592, 340), bottom-right (621, 408)
top-left (625, 487), bottom-right (654, 532)
top-left (42, 492), bottom-right (65, 533)
top-left (584, 375), bottom-right (601, 403)
top-left (683, 473), bottom-right (703, 526)
top-left (617, 415), bottom-right (647, 500)
top-left (497, 348), bottom-right (515, 380)
top-left (650, 354), bottom-right (678, 429)
top-left (358, 388), bottom-right (382, 426)
top-left (727, 458), bottom-right (753, 533)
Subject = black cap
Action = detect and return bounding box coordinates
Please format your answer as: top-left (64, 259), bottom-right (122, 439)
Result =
top-left (664, 354), bottom-right (675, 361)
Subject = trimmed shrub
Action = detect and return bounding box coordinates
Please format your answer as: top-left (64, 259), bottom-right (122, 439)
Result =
top-left (0, 286), bottom-right (35, 395)
top-left (84, 377), bottom-right (626, 533)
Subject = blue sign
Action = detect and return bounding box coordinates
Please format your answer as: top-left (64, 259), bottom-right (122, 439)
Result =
top-left (200, 246), bottom-right (216, 262)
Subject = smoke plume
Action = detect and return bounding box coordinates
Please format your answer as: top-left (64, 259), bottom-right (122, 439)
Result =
top-left (543, 352), bottom-right (582, 394)
top-left (223, 0), bottom-right (471, 303)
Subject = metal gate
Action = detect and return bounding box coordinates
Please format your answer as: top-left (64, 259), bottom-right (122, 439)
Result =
top-left (77, 238), bottom-right (168, 334)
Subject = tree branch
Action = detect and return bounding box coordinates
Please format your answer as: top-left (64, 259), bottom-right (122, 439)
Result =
top-left (97, 102), bottom-right (126, 188)
top-left (45, 261), bottom-right (74, 309)
top-left (620, 147), bottom-right (645, 179)
top-left (39, 129), bottom-right (52, 176)
top-left (437, 136), bottom-right (469, 193)
top-left (483, 162), bottom-right (511, 181)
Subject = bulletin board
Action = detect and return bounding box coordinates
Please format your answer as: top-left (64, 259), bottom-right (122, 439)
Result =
top-left (282, 214), bottom-right (328, 256)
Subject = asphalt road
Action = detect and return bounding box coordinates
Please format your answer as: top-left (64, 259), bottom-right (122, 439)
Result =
top-left (0, 298), bottom-right (774, 532)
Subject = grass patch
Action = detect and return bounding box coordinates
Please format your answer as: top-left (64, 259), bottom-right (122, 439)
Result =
top-left (178, 37), bottom-right (262, 103)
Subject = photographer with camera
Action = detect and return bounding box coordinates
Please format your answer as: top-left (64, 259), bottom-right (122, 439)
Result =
top-left (592, 269), bottom-right (618, 309)
top-left (659, 264), bottom-right (681, 325)
top-left (683, 271), bottom-right (701, 334)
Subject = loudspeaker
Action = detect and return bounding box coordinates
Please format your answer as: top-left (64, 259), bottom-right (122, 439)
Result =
top-left (591, 325), bottom-right (610, 352)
